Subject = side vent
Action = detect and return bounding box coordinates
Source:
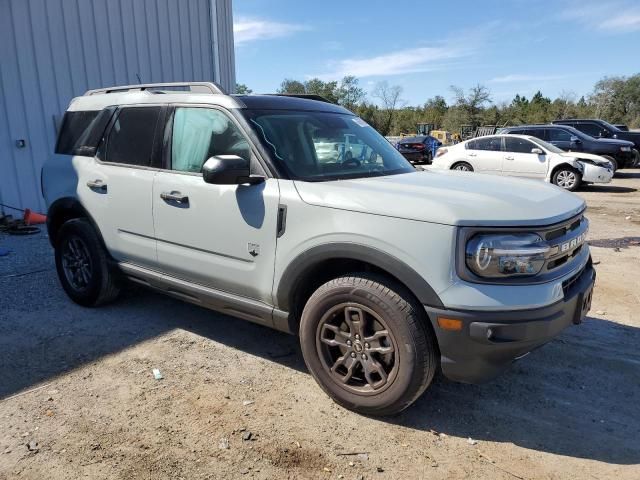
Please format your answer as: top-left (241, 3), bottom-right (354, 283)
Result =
top-left (277, 205), bottom-right (287, 238)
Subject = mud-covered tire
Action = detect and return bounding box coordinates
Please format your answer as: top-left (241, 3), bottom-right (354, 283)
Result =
top-left (299, 274), bottom-right (438, 416)
top-left (54, 218), bottom-right (121, 307)
top-left (552, 167), bottom-right (582, 191)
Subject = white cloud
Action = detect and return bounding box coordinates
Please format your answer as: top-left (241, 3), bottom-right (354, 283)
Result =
top-left (560, 2), bottom-right (640, 33)
top-left (233, 17), bottom-right (307, 45)
top-left (313, 45), bottom-right (470, 81)
top-left (489, 74), bottom-right (567, 84)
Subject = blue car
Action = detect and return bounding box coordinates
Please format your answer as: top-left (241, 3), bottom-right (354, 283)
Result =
top-left (396, 135), bottom-right (442, 164)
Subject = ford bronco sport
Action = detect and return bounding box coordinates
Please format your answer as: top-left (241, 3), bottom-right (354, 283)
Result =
top-left (43, 82), bottom-right (595, 415)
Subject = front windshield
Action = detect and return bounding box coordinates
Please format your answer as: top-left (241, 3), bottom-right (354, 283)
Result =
top-left (243, 109), bottom-right (414, 181)
top-left (530, 137), bottom-right (564, 154)
top-left (598, 119), bottom-right (621, 132)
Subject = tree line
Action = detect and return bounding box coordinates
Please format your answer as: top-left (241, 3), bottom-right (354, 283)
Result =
top-left (236, 73), bottom-right (640, 136)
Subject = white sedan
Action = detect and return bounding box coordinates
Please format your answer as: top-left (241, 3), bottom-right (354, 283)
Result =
top-left (431, 134), bottom-right (613, 191)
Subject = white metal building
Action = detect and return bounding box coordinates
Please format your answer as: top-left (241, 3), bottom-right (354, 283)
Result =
top-left (0, 0), bottom-right (236, 214)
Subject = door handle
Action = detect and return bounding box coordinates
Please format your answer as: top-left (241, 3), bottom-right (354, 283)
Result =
top-left (505, 156), bottom-right (515, 160)
top-left (468, 153), bottom-right (477, 157)
top-left (86, 179), bottom-right (107, 192)
top-left (160, 191), bottom-right (189, 205)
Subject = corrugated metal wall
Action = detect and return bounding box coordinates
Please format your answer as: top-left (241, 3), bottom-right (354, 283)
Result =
top-left (0, 0), bottom-right (235, 213)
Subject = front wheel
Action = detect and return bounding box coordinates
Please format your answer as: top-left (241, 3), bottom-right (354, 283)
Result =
top-left (299, 274), bottom-right (438, 416)
top-left (451, 162), bottom-right (473, 172)
top-left (602, 155), bottom-right (619, 172)
top-left (552, 167), bottom-right (582, 191)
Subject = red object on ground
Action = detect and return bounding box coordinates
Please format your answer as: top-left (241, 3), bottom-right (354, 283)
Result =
top-left (23, 209), bottom-right (47, 225)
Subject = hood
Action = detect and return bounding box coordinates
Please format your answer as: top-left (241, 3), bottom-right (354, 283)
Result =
top-left (614, 131), bottom-right (640, 145)
top-left (560, 152), bottom-right (611, 165)
top-left (294, 171), bottom-right (585, 227)
top-left (595, 137), bottom-right (634, 147)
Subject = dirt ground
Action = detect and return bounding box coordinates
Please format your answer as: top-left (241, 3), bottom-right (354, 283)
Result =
top-left (1, 171), bottom-right (639, 480)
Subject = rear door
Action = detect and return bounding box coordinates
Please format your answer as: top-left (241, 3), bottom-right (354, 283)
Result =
top-left (78, 105), bottom-right (164, 267)
top-left (465, 136), bottom-right (503, 174)
top-left (502, 137), bottom-right (547, 178)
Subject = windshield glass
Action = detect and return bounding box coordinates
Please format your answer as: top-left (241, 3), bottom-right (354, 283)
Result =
top-left (530, 137), bottom-right (564, 154)
top-left (598, 119), bottom-right (621, 132)
top-left (242, 109), bottom-right (414, 181)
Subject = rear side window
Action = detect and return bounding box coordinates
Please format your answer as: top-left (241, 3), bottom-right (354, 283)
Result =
top-left (105, 107), bottom-right (161, 166)
top-left (468, 136), bottom-right (502, 151)
top-left (575, 123), bottom-right (605, 138)
top-left (55, 110), bottom-right (99, 154)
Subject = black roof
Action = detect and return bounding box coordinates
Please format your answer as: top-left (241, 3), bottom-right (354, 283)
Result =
top-left (233, 94), bottom-right (352, 114)
top-left (504, 124), bottom-right (570, 130)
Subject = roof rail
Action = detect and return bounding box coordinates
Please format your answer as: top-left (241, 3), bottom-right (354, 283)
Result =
top-left (84, 82), bottom-right (226, 96)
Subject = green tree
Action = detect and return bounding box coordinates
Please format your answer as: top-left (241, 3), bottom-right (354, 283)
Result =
top-left (278, 79), bottom-right (306, 95)
top-left (450, 84), bottom-right (492, 128)
top-left (372, 81), bottom-right (404, 135)
top-left (337, 76), bottom-right (365, 111)
top-left (235, 83), bottom-right (252, 94)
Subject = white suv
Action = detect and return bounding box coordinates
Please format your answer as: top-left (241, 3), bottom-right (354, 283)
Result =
top-left (43, 83), bottom-right (595, 415)
top-left (432, 134), bottom-right (613, 191)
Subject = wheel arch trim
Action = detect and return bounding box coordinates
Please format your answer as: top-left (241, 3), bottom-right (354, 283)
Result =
top-left (275, 242), bottom-right (445, 313)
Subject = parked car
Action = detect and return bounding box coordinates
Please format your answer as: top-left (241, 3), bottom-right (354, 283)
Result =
top-left (44, 82), bottom-right (595, 415)
top-left (314, 133), bottom-right (375, 165)
top-left (499, 124), bottom-right (635, 171)
top-left (432, 134), bottom-right (613, 191)
top-left (552, 119), bottom-right (640, 167)
top-left (396, 135), bottom-right (441, 164)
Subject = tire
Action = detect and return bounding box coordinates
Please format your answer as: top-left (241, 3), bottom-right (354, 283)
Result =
top-left (299, 274), bottom-right (438, 416)
top-left (54, 218), bottom-right (121, 307)
top-left (451, 162), bottom-right (473, 172)
top-left (552, 166), bottom-right (582, 191)
top-left (602, 155), bottom-right (618, 171)
top-left (632, 149), bottom-right (640, 168)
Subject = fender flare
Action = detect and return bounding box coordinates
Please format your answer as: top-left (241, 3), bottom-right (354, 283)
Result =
top-left (275, 243), bottom-right (444, 312)
top-left (46, 197), bottom-right (105, 248)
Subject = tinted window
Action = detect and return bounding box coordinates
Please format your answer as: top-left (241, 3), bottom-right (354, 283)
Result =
top-left (171, 108), bottom-right (251, 173)
top-left (524, 129), bottom-right (545, 140)
top-left (469, 136), bottom-right (502, 151)
top-left (547, 128), bottom-right (572, 142)
top-left (106, 107), bottom-right (161, 166)
top-left (504, 137), bottom-right (537, 154)
top-left (575, 123), bottom-right (605, 137)
top-left (55, 111), bottom-right (99, 155)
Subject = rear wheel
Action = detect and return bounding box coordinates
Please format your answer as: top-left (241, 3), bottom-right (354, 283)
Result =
top-left (632, 149), bottom-right (640, 168)
top-left (54, 218), bottom-right (121, 307)
top-left (452, 162), bottom-right (473, 172)
top-left (299, 274), bottom-right (438, 416)
top-left (552, 167), bottom-right (582, 191)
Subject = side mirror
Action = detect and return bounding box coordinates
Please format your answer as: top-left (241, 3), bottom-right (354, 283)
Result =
top-left (570, 136), bottom-right (581, 143)
top-left (531, 148), bottom-right (543, 155)
top-left (202, 155), bottom-right (265, 185)
top-left (612, 134), bottom-right (618, 139)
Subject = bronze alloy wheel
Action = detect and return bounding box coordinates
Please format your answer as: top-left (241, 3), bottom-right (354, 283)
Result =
top-left (316, 303), bottom-right (399, 395)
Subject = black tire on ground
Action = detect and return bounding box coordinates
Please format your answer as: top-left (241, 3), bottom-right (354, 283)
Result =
top-left (54, 218), bottom-right (121, 307)
top-left (552, 166), bottom-right (582, 192)
top-left (299, 273), bottom-right (438, 416)
top-left (632, 149), bottom-right (640, 168)
top-left (451, 162), bottom-right (473, 172)
top-left (602, 155), bottom-right (619, 172)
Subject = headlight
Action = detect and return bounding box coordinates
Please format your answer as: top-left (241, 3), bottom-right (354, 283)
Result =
top-left (466, 233), bottom-right (550, 278)
top-left (621, 146), bottom-right (631, 152)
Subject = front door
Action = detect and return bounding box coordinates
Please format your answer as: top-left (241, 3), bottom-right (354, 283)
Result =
top-left (502, 137), bottom-right (548, 178)
top-left (78, 105), bottom-right (164, 267)
top-left (152, 106), bottom-right (280, 304)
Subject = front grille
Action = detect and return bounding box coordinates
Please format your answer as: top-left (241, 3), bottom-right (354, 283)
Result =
top-left (542, 214), bottom-right (588, 272)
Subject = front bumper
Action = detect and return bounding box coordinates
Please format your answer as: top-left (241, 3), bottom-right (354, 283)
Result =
top-left (581, 163), bottom-right (613, 183)
top-left (425, 262), bottom-right (596, 384)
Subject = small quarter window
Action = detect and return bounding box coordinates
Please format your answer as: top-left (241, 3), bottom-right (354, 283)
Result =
top-left (55, 111), bottom-right (99, 155)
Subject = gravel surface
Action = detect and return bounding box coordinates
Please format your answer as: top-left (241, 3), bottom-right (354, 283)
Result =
top-left (1, 171), bottom-right (639, 479)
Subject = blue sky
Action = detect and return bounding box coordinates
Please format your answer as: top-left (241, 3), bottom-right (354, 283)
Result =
top-left (232, 0), bottom-right (640, 106)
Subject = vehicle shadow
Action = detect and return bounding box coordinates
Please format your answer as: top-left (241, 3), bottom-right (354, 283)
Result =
top-left (1, 233), bottom-right (638, 465)
top-left (615, 170), bottom-right (640, 179)
top-left (388, 315), bottom-right (640, 465)
top-left (580, 185), bottom-right (637, 193)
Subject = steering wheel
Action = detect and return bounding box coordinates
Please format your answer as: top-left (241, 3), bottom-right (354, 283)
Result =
top-left (342, 157), bottom-right (361, 168)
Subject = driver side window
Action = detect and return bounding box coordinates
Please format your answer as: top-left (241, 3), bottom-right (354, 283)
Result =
top-left (171, 107), bottom-right (250, 173)
top-left (504, 137), bottom-right (537, 154)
